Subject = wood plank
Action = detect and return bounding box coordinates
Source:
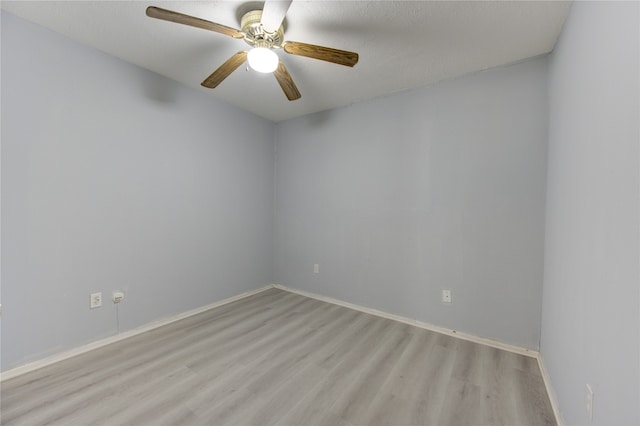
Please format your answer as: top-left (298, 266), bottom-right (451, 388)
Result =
top-left (0, 288), bottom-right (556, 426)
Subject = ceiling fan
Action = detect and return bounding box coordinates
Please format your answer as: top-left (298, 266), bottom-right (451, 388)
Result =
top-left (146, 1), bottom-right (359, 101)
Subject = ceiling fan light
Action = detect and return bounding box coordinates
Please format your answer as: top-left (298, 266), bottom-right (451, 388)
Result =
top-left (247, 47), bottom-right (279, 73)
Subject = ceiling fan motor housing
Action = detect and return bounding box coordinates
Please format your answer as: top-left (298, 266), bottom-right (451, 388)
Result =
top-left (241, 10), bottom-right (284, 49)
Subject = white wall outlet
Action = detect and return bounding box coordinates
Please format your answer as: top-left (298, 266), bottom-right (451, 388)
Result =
top-left (586, 384), bottom-right (594, 422)
top-left (112, 291), bottom-right (125, 304)
top-left (90, 292), bottom-right (102, 309)
top-left (442, 289), bottom-right (452, 304)
top-left (313, 264), bottom-right (320, 274)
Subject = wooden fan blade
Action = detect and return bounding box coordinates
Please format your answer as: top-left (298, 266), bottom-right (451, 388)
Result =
top-left (201, 51), bottom-right (248, 88)
top-left (283, 41), bottom-right (359, 67)
top-left (261, 0), bottom-right (293, 33)
top-left (146, 6), bottom-right (244, 39)
top-left (273, 62), bottom-right (301, 101)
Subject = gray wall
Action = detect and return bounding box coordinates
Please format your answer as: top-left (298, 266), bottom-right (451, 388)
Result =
top-left (274, 58), bottom-right (549, 349)
top-left (1, 12), bottom-right (275, 371)
top-left (541, 2), bottom-right (639, 425)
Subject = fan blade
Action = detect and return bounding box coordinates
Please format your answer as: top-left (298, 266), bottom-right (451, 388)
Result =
top-left (273, 61), bottom-right (301, 101)
top-left (146, 6), bottom-right (244, 39)
top-left (261, 0), bottom-right (293, 33)
top-left (283, 41), bottom-right (359, 67)
top-left (201, 51), bottom-right (248, 88)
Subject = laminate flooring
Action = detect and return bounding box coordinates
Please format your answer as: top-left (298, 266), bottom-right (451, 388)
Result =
top-left (1, 288), bottom-right (556, 425)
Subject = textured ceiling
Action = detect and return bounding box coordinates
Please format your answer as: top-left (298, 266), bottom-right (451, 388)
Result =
top-left (1, 1), bottom-right (571, 122)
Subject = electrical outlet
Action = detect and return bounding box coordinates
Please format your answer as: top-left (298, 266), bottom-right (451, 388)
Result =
top-left (112, 291), bottom-right (125, 304)
top-left (586, 384), bottom-right (594, 422)
top-left (314, 264), bottom-right (320, 274)
top-left (90, 292), bottom-right (102, 309)
top-left (442, 289), bottom-right (452, 304)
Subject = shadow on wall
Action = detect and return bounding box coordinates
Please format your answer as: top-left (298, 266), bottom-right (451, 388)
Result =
top-left (136, 69), bottom-right (179, 105)
top-left (307, 109), bottom-right (334, 127)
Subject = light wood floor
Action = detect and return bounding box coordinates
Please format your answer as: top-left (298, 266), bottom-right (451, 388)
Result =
top-left (1, 288), bottom-right (555, 425)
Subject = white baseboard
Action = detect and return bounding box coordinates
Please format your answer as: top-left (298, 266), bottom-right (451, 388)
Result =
top-left (3, 282), bottom-right (561, 426)
top-left (0, 284), bottom-right (275, 381)
top-left (274, 284), bottom-right (563, 425)
top-left (537, 353), bottom-right (564, 426)
top-left (273, 284), bottom-right (538, 358)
